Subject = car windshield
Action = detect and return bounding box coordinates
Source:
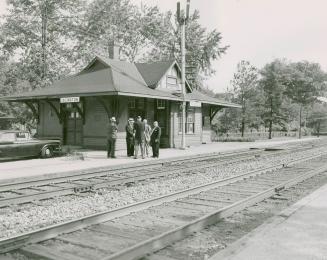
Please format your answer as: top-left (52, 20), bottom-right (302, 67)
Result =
top-left (0, 132), bottom-right (16, 142)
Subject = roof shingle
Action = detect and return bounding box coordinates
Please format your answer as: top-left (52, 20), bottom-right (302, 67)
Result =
top-left (0, 55), bottom-right (240, 108)
top-left (135, 60), bottom-right (174, 88)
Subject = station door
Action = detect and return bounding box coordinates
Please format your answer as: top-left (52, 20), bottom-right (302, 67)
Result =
top-left (64, 108), bottom-right (83, 146)
top-left (155, 100), bottom-right (170, 148)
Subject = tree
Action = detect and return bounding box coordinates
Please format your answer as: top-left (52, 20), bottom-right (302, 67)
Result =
top-left (145, 9), bottom-right (228, 90)
top-left (0, 0), bottom-right (86, 88)
top-left (284, 61), bottom-right (327, 138)
top-left (0, 0), bottom-right (86, 127)
top-left (230, 60), bottom-right (258, 137)
top-left (307, 102), bottom-right (327, 137)
top-left (259, 60), bottom-right (288, 139)
top-left (73, 0), bottom-right (164, 63)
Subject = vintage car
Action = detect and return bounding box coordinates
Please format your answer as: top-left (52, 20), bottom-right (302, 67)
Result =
top-left (0, 130), bottom-right (61, 161)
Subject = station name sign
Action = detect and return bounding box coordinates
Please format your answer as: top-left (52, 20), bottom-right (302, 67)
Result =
top-left (60, 97), bottom-right (80, 103)
top-left (189, 101), bottom-right (202, 107)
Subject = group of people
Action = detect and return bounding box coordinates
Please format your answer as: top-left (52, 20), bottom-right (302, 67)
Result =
top-left (107, 116), bottom-right (161, 159)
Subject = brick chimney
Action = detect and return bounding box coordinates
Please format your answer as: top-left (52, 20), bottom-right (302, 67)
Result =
top-left (108, 40), bottom-right (120, 60)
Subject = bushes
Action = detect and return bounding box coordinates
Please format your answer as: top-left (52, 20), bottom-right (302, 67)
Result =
top-left (213, 136), bottom-right (255, 142)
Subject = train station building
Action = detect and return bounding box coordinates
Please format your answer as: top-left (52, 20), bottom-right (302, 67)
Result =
top-left (2, 54), bottom-right (240, 150)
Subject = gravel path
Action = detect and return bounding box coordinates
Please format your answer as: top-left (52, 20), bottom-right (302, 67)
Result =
top-left (0, 147), bottom-right (326, 239)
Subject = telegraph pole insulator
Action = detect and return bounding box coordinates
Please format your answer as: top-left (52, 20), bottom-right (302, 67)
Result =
top-left (186, 0), bottom-right (190, 21)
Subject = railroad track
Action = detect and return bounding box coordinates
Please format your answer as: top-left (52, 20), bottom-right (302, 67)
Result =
top-left (1, 150), bottom-right (327, 259)
top-left (0, 141), bottom-right (322, 209)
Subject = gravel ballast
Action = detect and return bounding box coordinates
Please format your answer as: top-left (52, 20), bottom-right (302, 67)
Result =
top-left (0, 147), bottom-right (326, 239)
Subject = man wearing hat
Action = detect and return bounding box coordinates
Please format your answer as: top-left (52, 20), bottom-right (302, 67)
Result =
top-left (125, 118), bottom-right (134, 157)
top-left (107, 117), bottom-right (118, 158)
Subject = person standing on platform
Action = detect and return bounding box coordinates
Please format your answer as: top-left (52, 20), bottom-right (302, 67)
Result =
top-left (107, 117), bottom-right (118, 158)
top-left (133, 116), bottom-right (145, 159)
top-left (150, 121), bottom-right (161, 158)
top-left (143, 119), bottom-right (152, 157)
top-left (125, 118), bottom-right (134, 157)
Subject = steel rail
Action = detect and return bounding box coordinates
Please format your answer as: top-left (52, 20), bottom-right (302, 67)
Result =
top-left (105, 163), bottom-right (327, 260)
top-left (0, 140), bottom-right (319, 191)
top-left (0, 149), bottom-right (263, 192)
top-left (0, 145), bottom-right (321, 208)
top-left (0, 151), bottom-right (325, 254)
top-left (0, 153), bottom-right (259, 208)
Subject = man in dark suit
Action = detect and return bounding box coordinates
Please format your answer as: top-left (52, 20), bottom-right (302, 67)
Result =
top-left (133, 116), bottom-right (145, 159)
top-left (150, 121), bottom-right (161, 158)
top-left (107, 117), bottom-right (118, 158)
top-left (125, 118), bottom-right (134, 157)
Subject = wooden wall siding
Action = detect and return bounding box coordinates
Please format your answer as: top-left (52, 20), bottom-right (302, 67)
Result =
top-left (145, 99), bottom-right (155, 126)
top-left (83, 98), bottom-right (108, 137)
top-left (170, 103), bottom-right (203, 148)
top-left (157, 64), bottom-right (182, 92)
top-left (83, 97), bottom-right (128, 150)
top-left (36, 97), bottom-right (210, 150)
top-left (83, 132), bottom-right (126, 150)
top-left (117, 97), bottom-right (128, 132)
top-left (38, 101), bottom-right (62, 140)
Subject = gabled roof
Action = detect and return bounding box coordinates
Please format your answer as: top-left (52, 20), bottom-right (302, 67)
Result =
top-left (135, 60), bottom-right (174, 88)
top-left (135, 60), bottom-right (192, 92)
top-left (0, 55), bottom-right (240, 108)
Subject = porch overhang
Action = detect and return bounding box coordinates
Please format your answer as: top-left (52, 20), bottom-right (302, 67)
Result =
top-left (1, 92), bottom-right (241, 110)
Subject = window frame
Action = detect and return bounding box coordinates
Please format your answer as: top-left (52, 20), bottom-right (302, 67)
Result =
top-left (178, 105), bottom-right (195, 135)
top-left (157, 99), bottom-right (166, 110)
top-left (166, 75), bottom-right (178, 86)
top-left (128, 98), bottom-right (136, 109)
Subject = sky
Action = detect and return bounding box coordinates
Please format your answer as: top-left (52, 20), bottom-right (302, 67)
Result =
top-left (0, 0), bottom-right (327, 93)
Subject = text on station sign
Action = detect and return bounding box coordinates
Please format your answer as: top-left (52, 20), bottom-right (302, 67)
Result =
top-left (60, 97), bottom-right (80, 103)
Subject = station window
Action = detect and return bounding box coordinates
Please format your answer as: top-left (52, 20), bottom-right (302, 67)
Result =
top-left (128, 98), bottom-right (136, 109)
top-left (186, 110), bottom-right (195, 133)
top-left (167, 76), bottom-right (177, 85)
top-left (157, 100), bottom-right (166, 109)
top-left (136, 98), bottom-right (144, 110)
top-left (128, 98), bottom-right (145, 120)
top-left (178, 106), bottom-right (195, 134)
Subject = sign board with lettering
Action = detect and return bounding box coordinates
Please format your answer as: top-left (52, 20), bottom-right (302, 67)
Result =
top-left (189, 101), bottom-right (202, 107)
top-left (60, 97), bottom-right (80, 103)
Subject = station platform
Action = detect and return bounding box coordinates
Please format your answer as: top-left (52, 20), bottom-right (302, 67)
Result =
top-left (0, 137), bottom-right (319, 183)
top-left (209, 181), bottom-right (327, 260)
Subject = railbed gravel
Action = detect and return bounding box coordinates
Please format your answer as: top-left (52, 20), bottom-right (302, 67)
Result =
top-left (0, 147), bottom-right (326, 239)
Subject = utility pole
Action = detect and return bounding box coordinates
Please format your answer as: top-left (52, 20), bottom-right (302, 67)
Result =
top-left (177, 0), bottom-right (190, 150)
top-left (41, 0), bottom-right (48, 80)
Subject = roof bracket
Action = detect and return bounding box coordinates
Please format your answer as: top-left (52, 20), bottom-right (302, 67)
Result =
top-left (45, 100), bottom-right (63, 124)
top-left (23, 101), bottom-right (40, 124)
top-left (109, 97), bottom-right (120, 120)
top-left (210, 106), bottom-right (222, 123)
top-left (96, 97), bottom-right (111, 119)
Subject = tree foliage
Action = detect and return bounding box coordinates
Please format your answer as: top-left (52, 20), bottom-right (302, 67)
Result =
top-left (284, 61), bottom-right (327, 138)
top-left (307, 102), bottom-right (327, 136)
top-left (259, 59), bottom-right (288, 138)
top-left (230, 60), bottom-right (259, 136)
top-left (0, 0), bottom-right (228, 128)
top-left (0, 0), bottom-right (86, 88)
top-left (145, 9), bottom-right (228, 89)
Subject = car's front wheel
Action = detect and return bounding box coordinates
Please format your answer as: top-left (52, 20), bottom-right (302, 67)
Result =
top-left (41, 146), bottom-right (53, 158)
